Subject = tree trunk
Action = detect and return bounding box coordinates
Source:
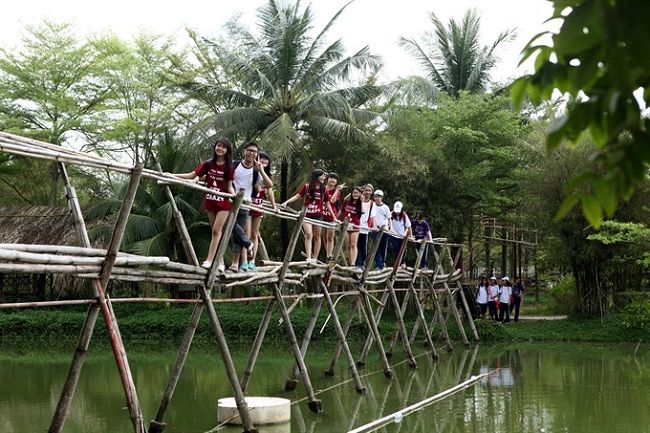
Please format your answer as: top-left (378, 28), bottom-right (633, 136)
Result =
top-left (49, 162), bottom-right (60, 206)
top-left (572, 258), bottom-right (604, 316)
top-left (280, 158), bottom-right (289, 251)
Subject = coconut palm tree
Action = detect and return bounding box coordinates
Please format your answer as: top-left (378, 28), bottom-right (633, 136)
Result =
top-left (399, 8), bottom-right (516, 98)
top-left (172, 0), bottom-right (383, 247)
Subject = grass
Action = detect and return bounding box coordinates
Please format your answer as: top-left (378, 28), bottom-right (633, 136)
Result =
top-left (0, 301), bottom-right (646, 353)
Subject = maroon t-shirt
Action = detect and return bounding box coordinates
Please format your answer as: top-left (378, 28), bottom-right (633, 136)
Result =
top-left (323, 187), bottom-right (339, 222)
top-left (194, 160), bottom-right (233, 210)
top-left (340, 198), bottom-right (361, 226)
top-left (298, 183), bottom-right (325, 217)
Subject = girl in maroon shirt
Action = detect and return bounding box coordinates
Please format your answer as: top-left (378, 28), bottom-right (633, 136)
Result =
top-left (173, 138), bottom-right (234, 268)
top-left (339, 186), bottom-right (363, 266)
top-left (281, 169), bottom-right (334, 263)
top-left (248, 151), bottom-right (276, 268)
top-left (323, 173), bottom-right (345, 259)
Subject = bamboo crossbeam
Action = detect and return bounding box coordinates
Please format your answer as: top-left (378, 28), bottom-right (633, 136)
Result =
top-left (0, 248), bottom-right (169, 266)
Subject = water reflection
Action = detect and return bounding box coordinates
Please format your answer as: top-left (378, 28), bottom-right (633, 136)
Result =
top-left (0, 343), bottom-right (648, 433)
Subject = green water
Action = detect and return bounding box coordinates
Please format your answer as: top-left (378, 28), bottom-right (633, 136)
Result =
top-left (1, 342), bottom-right (648, 433)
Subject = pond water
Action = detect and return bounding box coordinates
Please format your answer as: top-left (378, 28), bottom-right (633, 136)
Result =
top-left (1, 341), bottom-right (648, 433)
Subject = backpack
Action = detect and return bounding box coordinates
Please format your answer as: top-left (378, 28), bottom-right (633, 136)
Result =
top-left (234, 160), bottom-right (259, 189)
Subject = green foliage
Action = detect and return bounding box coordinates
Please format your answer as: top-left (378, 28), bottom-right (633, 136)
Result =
top-left (547, 274), bottom-right (576, 314)
top-left (621, 300), bottom-right (650, 331)
top-left (512, 0), bottom-right (650, 228)
top-left (399, 8), bottom-right (516, 98)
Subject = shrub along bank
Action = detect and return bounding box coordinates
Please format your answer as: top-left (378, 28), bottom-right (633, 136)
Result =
top-left (0, 302), bottom-right (646, 352)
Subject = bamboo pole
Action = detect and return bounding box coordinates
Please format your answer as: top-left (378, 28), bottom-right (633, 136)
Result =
top-left (355, 228), bottom-right (393, 378)
top-left (239, 209), bottom-right (306, 393)
top-left (317, 219), bottom-right (365, 393)
top-left (283, 296), bottom-right (323, 391)
top-left (356, 233), bottom-right (409, 368)
top-left (323, 298), bottom-right (359, 376)
top-left (268, 209), bottom-right (324, 413)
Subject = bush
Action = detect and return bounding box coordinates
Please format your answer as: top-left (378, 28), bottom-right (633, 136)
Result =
top-left (547, 274), bottom-right (576, 314)
top-left (621, 299), bottom-right (650, 330)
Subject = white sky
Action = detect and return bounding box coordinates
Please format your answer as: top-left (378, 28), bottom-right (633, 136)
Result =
top-left (1, 0), bottom-right (555, 83)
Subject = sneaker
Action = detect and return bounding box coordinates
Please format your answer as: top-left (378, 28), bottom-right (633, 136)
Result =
top-left (240, 262), bottom-right (250, 272)
top-left (247, 262), bottom-right (256, 271)
top-left (307, 258), bottom-right (318, 265)
top-left (201, 260), bottom-right (212, 269)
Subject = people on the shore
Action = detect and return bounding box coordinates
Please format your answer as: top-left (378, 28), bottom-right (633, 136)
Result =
top-left (498, 276), bottom-right (512, 323)
top-left (281, 169), bottom-right (334, 263)
top-left (171, 138), bottom-right (235, 270)
top-left (488, 276), bottom-right (499, 320)
top-left (511, 276), bottom-right (524, 322)
top-left (476, 276), bottom-right (489, 318)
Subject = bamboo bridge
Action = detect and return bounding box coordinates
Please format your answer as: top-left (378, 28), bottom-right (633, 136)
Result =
top-left (0, 131), bottom-right (479, 433)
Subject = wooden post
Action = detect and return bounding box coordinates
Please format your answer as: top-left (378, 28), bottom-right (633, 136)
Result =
top-left (323, 298), bottom-right (359, 376)
top-left (356, 228), bottom-right (394, 378)
top-left (425, 278), bottom-right (453, 352)
top-left (148, 161), bottom-right (218, 433)
top-left (269, 209), bottom-right (324, 413)
top-left (318, 219), bottom-right (365, 393)
top-left (239, 209), bottom-right (305, 392)
top-left (49, 163), bottom-right (100, 433)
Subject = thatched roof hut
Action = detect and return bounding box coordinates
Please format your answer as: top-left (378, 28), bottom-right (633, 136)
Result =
top-left (0, 206), bottom-right (78, 245)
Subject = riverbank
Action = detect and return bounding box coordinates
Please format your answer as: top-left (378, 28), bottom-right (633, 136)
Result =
top-left (0, 302), bottom-right (646, 351)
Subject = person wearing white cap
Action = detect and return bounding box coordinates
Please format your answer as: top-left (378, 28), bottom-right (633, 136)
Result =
top-left (354, 184), bottom-right (375, 268)
top-left (389, 201), bottom-right (411, 266)
top-left (370, 189), bottom-right (392, 269)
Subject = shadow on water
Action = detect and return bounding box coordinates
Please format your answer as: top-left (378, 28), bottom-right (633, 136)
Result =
top-left (1, 341), bottom-right (649, 433)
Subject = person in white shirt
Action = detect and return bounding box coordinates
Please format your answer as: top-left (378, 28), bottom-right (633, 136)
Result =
top-left (370, 189), bottom-right (391, 269)
top-left (389, 201), bottom-right (412, 266)
top-left (355, 184), bottom-right (375, 268)
top-left (230, 141), bottom-right (273, 272)
top-left (498, 276), bottom-right (512, 323)
top-left (476, 276), bottom-right (489, 318)
top-left (488, 276), bottom-right (499, 321)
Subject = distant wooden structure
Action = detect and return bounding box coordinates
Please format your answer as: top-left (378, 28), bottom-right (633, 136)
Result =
top-left (0, 131), bottom-right (478, 433)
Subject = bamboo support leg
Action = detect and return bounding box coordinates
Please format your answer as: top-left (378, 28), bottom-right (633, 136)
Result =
top-left (356, 289), bottom-right (390, 367)
top-left (407, 280), bottom-right (438, 360)
top-left (446, 283), bottom-right (469, 347)
top-left (239, 210), bottom-right (306, 394)
top-left (456, 281), bottom-right (479, 341)
top-left (427, 282), bottom-right (453, 352)
top-left (240, 300), bottom-right (275, 392)
top-left (272, 283), bottom-right (322, 412)
top-left (386, 280), bottom-right (418, 368)
top-left (149, 193), bottom-right (244, 433)
top-left (387, 289), bottom-right (411, 356)
top-left (324, 298), bottom-right (358, 376)
top-left (284, 297), bottom-right (323, 391)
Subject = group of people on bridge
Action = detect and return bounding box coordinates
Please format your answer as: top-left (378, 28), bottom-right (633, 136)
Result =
top-left (172, 138), bottom-right (436, 273)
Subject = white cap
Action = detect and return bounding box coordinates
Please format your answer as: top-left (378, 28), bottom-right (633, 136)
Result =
top-left (393, 201), bottom-right (403, 212)
top-left (490, 276), bottom-right (497, 280)
top-left (502, 276), bottom-right (510, 281)
top-left (374, 189), bottom-right (384, 197)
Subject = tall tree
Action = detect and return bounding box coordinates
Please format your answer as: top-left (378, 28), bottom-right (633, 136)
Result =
top-left (512, 0), bottom-right (650, 228)
top-left (399, 8), bottom-right (515, 98)
top-left (0, 21), bottom-right (112, 205)
top-left (171, 0), bottom-right (383, 248)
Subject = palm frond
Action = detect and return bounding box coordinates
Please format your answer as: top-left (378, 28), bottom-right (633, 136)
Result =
top-left (398, 36), bottom-right (449, 94)
top-left (260, 113), bottom-right (299, 160)
top-left (122, 214), bottom-right (162, 246)
top-left (302, 115), bottom-right (370, 143)
top-left (130, 232), bottom-right (170, 257)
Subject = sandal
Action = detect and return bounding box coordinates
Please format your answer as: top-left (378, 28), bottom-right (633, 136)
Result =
top-left (228, 264), bottom-right (239, 273)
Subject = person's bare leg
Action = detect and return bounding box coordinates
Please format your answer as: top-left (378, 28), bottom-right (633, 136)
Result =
top-left (325, 228), bottom-right (335, 258)
top-left (250, 216), bottom-right (262, 263)
top-left (303, 222), bottom-right (313, 259)
top-left (349, 231), bottom-right (359, 266)
top-left (206, 210), bottom-right (229, 263)
top-left (312, 225), bottom-right (323, 260)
